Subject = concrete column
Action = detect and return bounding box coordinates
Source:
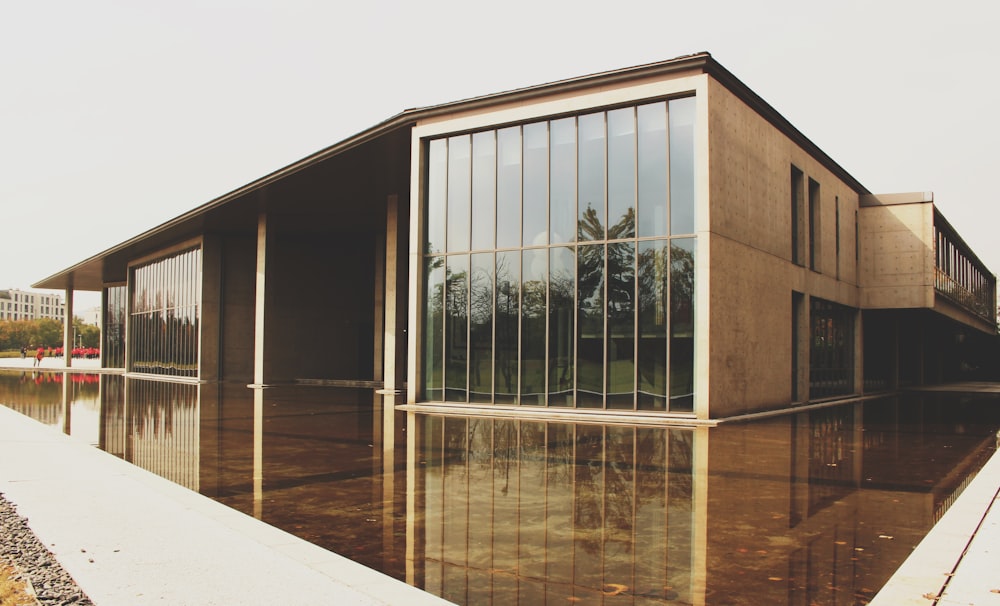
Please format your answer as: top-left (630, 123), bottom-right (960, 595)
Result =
top-left (252, 212), bottom-right (268, 518)
top-left (383, 194), bottom-right (403, 391)
top-left (373, 232), bottom-right (385, 385)
top-left (407, 135), bottom-right (423, 405)
top-left (63, 286), bottom-right (74, 368)
top-left (381, 195), bottom-right (403, 454)
top-left (253, 212), bottom-right (268, 386)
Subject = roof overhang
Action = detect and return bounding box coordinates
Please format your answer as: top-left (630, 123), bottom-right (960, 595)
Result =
top-left (34, 52), bottom-right (871, 292)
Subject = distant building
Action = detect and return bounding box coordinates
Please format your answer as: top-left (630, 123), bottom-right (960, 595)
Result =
top-left (33, 52), bottom-right (999, 419)
top-left (79, 306), bottom-right (101, 327)
top-left (0, 289), bottom-right (65, 322)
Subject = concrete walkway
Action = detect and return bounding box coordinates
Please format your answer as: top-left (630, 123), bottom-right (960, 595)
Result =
top-left (0, 405), bottom-right (452, 606)
top-left (0, 356), bottom-right (106, 371)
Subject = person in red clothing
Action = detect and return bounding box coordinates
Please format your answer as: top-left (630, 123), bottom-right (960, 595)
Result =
top-left (34, 347), bottom-right (44, 367)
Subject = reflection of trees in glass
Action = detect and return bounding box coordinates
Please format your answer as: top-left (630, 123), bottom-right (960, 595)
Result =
top-left (670, 243), bottom-right (695, 326)
top-left (445, 270), bottom-right (468, 320)
top-left (521, 249), bottom-right (547, 403)
top-left (670, 242), bottom-right (695, 406)
top-left (577, 204), bottom-right (604, 244)
top-left (422, 256), bottom-right (444, 399)
top-left (469, 256), bottom-right (493, 401)
top-left (607, 208), bottom-right (636, 317)
top-left (548, 248), bottom-right (575, 399)
top-left (577, 242), bottom-right (604, 405)
top-left (445, 260), bottom-right (468, 401)
top-left (495, 253), bottom-right (519, 401)
top-left (637, 243), bottom-right (667, 326)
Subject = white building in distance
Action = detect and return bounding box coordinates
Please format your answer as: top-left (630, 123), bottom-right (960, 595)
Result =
top-left (0, 289), bottom-right (66, 322)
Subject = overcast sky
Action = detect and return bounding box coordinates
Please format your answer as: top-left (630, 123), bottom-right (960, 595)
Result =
top-left (2, 0), bottom-right (998, 311)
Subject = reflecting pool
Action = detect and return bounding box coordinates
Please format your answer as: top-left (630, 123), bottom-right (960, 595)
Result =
top-left (2, 369), bottom-right (999, 605)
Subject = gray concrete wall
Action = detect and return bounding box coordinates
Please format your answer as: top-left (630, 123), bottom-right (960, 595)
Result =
top-left (858, 202), bottom-right (934, 309)
top-left (264, 231), bottom-right (376, 383)
top-left (220, 234), bottom-right (257, 383)
top-left (705, 78), bottom-right (863, 416)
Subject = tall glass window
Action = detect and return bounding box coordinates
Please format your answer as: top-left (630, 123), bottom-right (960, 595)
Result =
top-left (548, 246), bottom-right (575, 406)
top-left (578, 113), bottom-right (606, 242)
top-left (423, 257), bottom-right (445, 400)
top-left (446, 135), bottom-right (471, 253)
top-left (809, 298), bottom-right (854, 398)
top-left (496, 127), bottom-right (522, 250)
top-left (469, 253), bottom-right (494, 402)
top-left (422, 97), bottom-right (697, 412)
top-left (521, 248), bottom-right (547, 404)
top-left (103, 285), bottom-right (127, 369)
top-left (444, 255), bottom-right (468, 401)
top-left (669, 97), bottom-right (696, 235)
top-left (495, 250), bottom-right (520, 403)
top-left (471, 131), bottom-right (497, 251)
top-left (128, 247), bottom-right (201, 377)
top-left (550, 118), bottom-right (576, 244)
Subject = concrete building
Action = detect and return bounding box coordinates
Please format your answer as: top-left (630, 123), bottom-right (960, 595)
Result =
top-left (33, 53), bottom-right (997, 420)
top-left (0, 288), bottom-right (66, 322)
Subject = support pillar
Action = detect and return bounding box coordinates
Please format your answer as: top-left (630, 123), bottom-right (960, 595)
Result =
top-left (253, 212), bottom-right (269, 388)
top-left (382, 194), bottom-right (404, 394)
top-left (63, 285), bottom-right (74, 368)
top-left (252, 212), bottom-right (268, 519)
top-left (380, 195), bottom-right (404, 453)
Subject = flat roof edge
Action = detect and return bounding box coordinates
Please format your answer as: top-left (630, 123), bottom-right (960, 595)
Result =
top-left (35, 51), bottom-right (876, 289)
top-left (860, 191), bottom-right (934, 206)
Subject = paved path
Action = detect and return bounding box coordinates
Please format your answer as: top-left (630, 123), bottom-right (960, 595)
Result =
top-left (0, 356), bottom-right (104, 371)
top-left (0, 405), bottom-right (452, 606)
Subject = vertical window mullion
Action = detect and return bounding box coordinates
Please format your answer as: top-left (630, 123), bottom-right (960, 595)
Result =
top-left (602, 113), bottom-right (609, 408)
top-left (632, 110), bottom-right (640, 410)
top-left (665, 243), bottom-right (672, 409)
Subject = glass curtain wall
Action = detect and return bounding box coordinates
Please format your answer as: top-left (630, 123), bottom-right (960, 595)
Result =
top-left (809, 298), bottom-right (854, 398)
top-left (422, 96), bottom-right (696, 412)
top-left (128, 247), bottom-right (202, 377)
top-left (103, 285), bottom-right (127, 368)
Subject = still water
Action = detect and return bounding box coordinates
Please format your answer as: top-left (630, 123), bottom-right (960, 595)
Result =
top-left (2, 369), bottom-right (999, 605)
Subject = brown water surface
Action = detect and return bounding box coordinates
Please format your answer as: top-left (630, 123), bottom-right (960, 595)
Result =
top-left (2, 370), bottom-right (999, 605)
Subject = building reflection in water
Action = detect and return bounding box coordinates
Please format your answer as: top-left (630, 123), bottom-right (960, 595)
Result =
top-left (1, 369), bottom-right (999, 605)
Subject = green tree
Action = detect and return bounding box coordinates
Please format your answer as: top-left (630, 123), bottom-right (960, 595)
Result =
top-left (0, 320), bottom-right (33, 351)
top-left (74, 318), bottom-right (100, 348)
top-left (33, 318), bottom-right (63, 348)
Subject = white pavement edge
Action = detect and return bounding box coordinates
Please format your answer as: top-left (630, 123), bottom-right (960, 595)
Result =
top-left (0, 357), bottom-right (102, 370)
top-left (869, 444), bottom-right (1000, 605)
top-left (0, 405), bottom-right (453, 606)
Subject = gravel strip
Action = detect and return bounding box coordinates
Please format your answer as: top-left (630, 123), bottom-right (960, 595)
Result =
top-left (0, 492), bottom-right (93, 606)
